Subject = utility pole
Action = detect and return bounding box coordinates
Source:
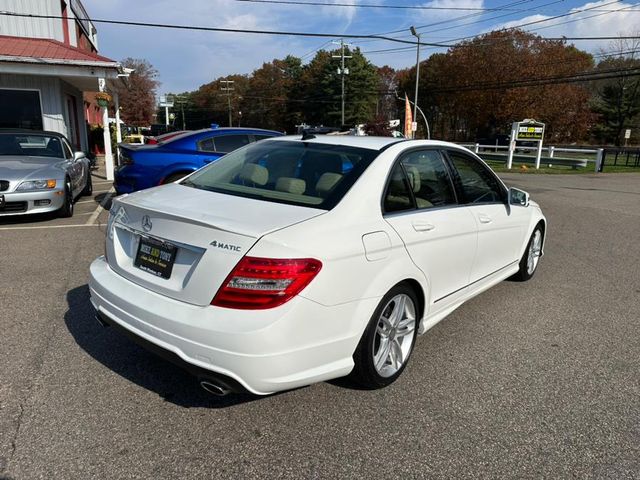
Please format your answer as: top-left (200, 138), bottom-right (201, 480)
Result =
top-left (220, 79), bottom-right (234, 127)
top-left (410, 26), bottom-right (421, 140)
top-left (332, 39), bottom-right (352, 126)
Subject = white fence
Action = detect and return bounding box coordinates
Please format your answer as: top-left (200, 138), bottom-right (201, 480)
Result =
top-left (458, 143), bottom-right (604, 172)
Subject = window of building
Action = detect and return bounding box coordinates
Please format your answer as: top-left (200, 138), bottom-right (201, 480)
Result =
top-left (0, 90), bottom-right (43, 130)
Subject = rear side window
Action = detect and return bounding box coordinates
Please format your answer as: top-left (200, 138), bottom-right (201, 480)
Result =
top-left (182, 141), bottom-right (378, 210)
top-left (252, 134), bottom-right (275, 142)
top-left (198, 138), bottom-right (215, 152)
top-left (214, 134), bottom-right (250, 153)
top-left (446, 150), bottom-right (506, 204)
top-left (401, 150), bottom-right (456, 209)
top-left (383, 163), bottom-right (414, 213)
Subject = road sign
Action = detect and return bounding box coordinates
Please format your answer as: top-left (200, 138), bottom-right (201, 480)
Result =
top-left (411, 122), bottom-right (417, 132)
top-left (625, 129), bottom-right (631, 139)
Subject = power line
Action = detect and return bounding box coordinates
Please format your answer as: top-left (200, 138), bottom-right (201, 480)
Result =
top-left (234, 0), bottom-right (544, 11)
top-left (352, 0), bottom-right (560, 38)
top-left (363, 36), bottom-right (640, 55)
top-left (365, 0), bottom-right (627, 50)
top-left (361, 0), bottom-right (636, 55)
top-left (0, 11), bottom-right (450, 47)
top-left (429, 0), bottom-right (625, 48)
top-left (427, 66), bottom-right (640, 93)
top-left (234, 0), bottom-right (640, 12)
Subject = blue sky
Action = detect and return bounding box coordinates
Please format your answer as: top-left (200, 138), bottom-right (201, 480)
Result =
top-left (82, 0), bottom-right (638, 94)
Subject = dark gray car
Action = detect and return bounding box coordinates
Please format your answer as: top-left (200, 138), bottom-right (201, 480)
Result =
top-left (0, 130), bottom-right (92, 218)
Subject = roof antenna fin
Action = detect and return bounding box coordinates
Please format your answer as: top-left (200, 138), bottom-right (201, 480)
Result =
top-left (301, 131), bottom-right (316, 141)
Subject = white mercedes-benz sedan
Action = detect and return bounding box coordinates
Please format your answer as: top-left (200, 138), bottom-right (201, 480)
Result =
top-left (89, 135), bottom-right (546, 396)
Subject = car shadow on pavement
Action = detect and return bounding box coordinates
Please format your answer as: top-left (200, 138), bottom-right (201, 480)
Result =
top-left (64, 285), bottom-right (259, 408)
top-left (93, 192), bottom-right (114, 210)
top-left (0, 211), bottom-right (58, 225)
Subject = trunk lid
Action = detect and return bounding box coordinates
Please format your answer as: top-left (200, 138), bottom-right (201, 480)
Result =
top-left (106, 183), bottom-right (325, 306)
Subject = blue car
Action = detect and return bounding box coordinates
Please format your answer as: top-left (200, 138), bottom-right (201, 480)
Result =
top-left (114, 127), bottom-right (282, 194)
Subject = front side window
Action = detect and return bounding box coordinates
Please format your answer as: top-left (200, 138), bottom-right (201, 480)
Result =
top-left (62, 139), bottom-right (73, 159)
top-left (182, 140), bottom-right (378, 209)
top-left (446, 150), bottom-right (505, 204)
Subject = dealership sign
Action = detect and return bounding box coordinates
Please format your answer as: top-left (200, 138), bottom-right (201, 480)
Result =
top-left (508, 119), bottom-right (546, 170)
top-left (516, 121), bottom-right (545, 141)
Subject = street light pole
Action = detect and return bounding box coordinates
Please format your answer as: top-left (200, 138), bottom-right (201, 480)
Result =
top-left (410, 26), bottom-right (421, 140)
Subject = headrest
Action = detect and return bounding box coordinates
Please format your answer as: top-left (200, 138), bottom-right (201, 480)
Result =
top-left (405, 165), bottom-right (421, 193)
top-left (315, 172), bottom-right (343, 197)
top-left (275, 177), bottom-right (306, 194)
top-left (239, 163), bottom-right (268, 186)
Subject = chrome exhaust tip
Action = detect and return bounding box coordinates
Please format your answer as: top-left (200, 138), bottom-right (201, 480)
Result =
top-left (200, 380), bottom-right (231, 397)
top-left (95, 313), bottom-right (109, 328)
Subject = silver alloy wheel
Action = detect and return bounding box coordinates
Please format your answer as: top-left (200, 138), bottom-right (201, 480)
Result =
top-left (372, 293), bottom-right (416, 378)
top-left (527, 229), bottom-right (542, 275)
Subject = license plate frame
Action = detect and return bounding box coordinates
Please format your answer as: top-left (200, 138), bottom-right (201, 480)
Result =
top-left (134, 235), bottom-right (177, 279)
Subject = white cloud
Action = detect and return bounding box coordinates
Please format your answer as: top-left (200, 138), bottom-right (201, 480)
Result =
top-left (417, 0), bottom-right (485, 22)
top-left (492, 0), bottom-right (639, 52)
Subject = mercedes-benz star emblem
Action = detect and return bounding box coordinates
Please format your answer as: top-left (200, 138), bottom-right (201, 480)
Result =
top-left (141, 215), bottom-right (152, 232)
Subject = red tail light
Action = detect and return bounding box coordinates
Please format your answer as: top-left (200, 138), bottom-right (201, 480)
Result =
top-left (212, 256), bottom-right (322, 310)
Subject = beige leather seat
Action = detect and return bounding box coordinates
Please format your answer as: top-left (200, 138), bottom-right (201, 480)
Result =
top-left (275, 177), bottom-right (306, 195)
top-left (239, 164), bottom-right (269, 186)
top-left (405, 165), bottom-right (432, 208)
top-left (315, 173), bottom-right (342, 198)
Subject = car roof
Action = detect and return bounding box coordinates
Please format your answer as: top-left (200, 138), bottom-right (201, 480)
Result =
top-left (268, 135), bottom-right (464, 152)
top-left (190, 127), bottom-right (282, 136)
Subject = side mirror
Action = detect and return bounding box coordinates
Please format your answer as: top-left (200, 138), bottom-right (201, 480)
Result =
top-left (509, 187), bottom-right (530, 207)
top-left (73, 151), bottom-right (86, 161)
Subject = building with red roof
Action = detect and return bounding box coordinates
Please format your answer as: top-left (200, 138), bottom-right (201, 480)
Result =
top-left (0, 0), bottom-right (122, 178)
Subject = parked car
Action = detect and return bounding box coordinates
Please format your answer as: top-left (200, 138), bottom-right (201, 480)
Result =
top-left (114, 127), bottom-right (282, 194)
top-left (90, 136), bottom-right (546, 396)
top-left (144, 130), bottom-right (188, 145)
top-left (0, 130), bottom-right (92, 218)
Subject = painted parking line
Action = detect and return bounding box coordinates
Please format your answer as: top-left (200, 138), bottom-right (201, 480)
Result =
top-left (0, 224), bottom-right (101, 231)
top-left (86, 187), bottom-right (115, 226)
top-left (75, 199), bottom-right (96, 205)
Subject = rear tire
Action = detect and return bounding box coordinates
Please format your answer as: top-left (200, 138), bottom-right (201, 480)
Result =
top-left (58, 180), bottom-right (74, 218)
top-left (512, 225), bottom-right (543, 281)
top-left (350, 284), bottom-right (419, 389)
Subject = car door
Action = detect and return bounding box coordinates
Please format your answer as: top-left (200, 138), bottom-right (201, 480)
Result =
top-left (445, 149), bottom-right (527, 284)
top-left (383, 149), bottom-right (478, 310)
top-left (61, 138), bottom-right (81, 194)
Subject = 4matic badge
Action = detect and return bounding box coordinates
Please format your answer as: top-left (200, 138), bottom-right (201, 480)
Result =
top-left (210, 240), bottom-right (242, 252)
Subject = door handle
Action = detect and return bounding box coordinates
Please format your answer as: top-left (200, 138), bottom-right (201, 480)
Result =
top-left (412, 222), bottom-right (435, 232)
top-left (478, 214), bottom-right (492, 224)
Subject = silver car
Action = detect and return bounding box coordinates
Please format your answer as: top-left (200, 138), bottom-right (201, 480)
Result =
top-left (0, 130), bottom-right (92, 217)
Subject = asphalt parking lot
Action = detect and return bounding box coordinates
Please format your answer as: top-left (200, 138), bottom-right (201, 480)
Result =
top-left (1, 171), bottom-right (639, 479)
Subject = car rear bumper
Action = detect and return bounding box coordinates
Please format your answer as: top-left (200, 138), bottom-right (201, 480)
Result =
top-left (89, 256), bottom-right (376, 395)
top-left (0, 189), bottom-right (65, 216)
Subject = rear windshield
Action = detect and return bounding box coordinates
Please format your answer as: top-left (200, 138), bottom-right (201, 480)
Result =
top-left (181, 140), bottom-right (379, 210)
